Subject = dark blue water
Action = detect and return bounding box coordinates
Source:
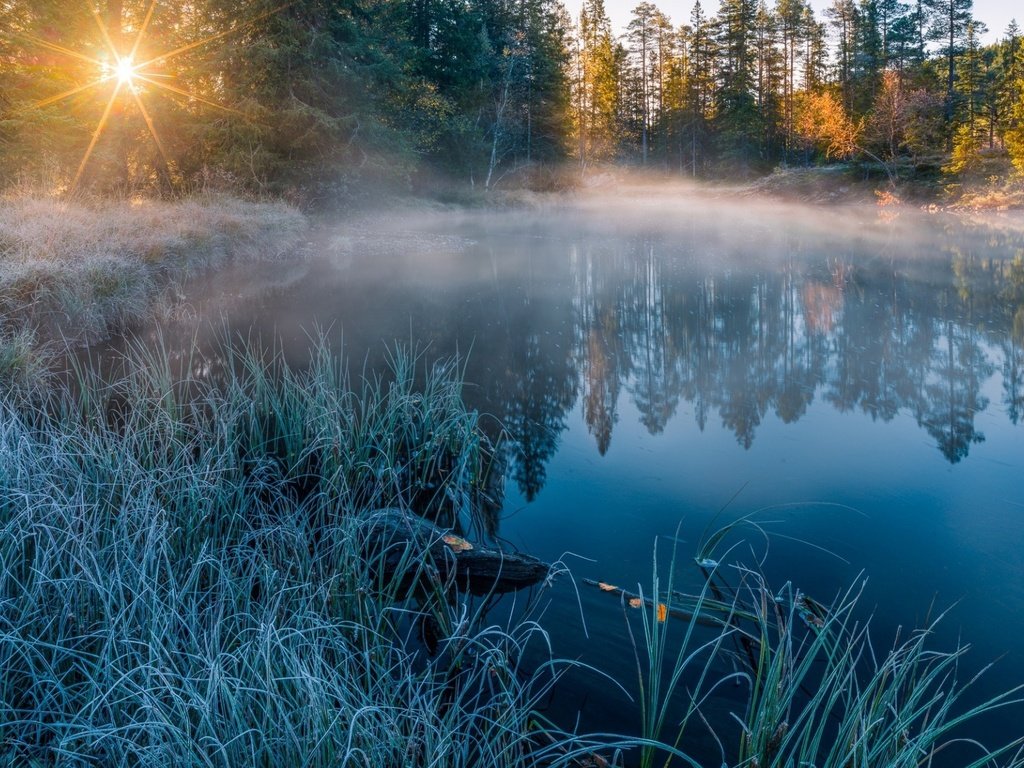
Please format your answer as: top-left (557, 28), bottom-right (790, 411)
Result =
top-left (100, 193), bottom-right (1024, 759)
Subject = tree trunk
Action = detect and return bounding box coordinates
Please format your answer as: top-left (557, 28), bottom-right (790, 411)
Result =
top-left (359, 509), bottom-right (550, 596)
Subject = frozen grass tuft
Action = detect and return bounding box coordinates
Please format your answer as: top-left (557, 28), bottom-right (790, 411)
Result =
top-left (0, 336), bottom-right (592, 766)
top-left (619, 529), bottom-right (1024, 768)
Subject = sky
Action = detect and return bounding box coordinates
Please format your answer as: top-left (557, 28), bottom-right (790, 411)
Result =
top-left (586, 0), bottom-right (1018, 44)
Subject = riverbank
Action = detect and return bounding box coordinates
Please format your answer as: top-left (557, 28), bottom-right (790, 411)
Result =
top-left (734, 163), bottom-right (1024, 211)
top-left (0, 193), bottom-right (306, 352)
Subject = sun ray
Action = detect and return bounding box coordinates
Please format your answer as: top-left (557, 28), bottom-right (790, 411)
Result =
top-left (72, 81), bottom-right (123, 191)
top-left (135, 3), bottom-right (294, 70)
top-left (13, 32), bottom-right (104, 67)
top-left (129, 0), bottom-right (160, 62)
top-left (130, 89), bottom-right (172, 174)
top-left (89, 6), bottom-right (122, 60)
top-left (31, 78), bottom-right (109, 111)
top-left (135, 75), bottom-right (243, 115)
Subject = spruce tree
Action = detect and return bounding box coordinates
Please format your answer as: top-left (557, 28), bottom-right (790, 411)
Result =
top-left (715, 0), bottom-right (761, 171)
top-left (576, 0), bottom-right (619, 164)
top-left (1006, 22), bottom-right (1024, 173)
top-left (924, 0), bottom-right (974, 122)
top-left (627, 2), bottom-right (660, 163)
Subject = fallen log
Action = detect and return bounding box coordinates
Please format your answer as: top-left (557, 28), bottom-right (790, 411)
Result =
top-left (359, 508), bottom-right (551, 596)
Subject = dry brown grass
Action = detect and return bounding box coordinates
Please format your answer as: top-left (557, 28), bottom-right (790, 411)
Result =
top-left (950, 179), bottom-right (1024, 211)
top-left (0, 193), bottom-right (306, 346)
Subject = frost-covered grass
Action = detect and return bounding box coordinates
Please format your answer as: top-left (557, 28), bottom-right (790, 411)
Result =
top-left (2, 334), bottom-right (1021, 767)
top-left (0, 193), bottom-right (305, 344)
top-left (0, 338), bottom-right (598, 766)
top-left (623, 529), bottom-right (1024, 768)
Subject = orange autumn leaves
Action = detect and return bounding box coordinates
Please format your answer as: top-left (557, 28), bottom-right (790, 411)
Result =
top-left (442, 534), bottom-right (473, 553)
top-left (597, 582), bottom-right (668, 622)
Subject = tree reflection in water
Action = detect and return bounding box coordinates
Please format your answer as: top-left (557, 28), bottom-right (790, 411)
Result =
top-left (91, 212), bottom-right (1024, 504)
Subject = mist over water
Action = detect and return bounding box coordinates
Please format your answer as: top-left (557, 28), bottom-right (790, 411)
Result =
top-left (93, 189), bottom-right (1024, 759)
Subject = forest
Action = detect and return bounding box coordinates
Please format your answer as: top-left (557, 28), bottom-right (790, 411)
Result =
top-left (1, 0), bottom-right (1023, 200)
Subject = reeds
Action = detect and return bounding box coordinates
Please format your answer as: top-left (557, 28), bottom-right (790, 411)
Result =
top-left (620, 524), bottom-right (1024, 768)
top-left (0, 336), bottom-right (574, 766)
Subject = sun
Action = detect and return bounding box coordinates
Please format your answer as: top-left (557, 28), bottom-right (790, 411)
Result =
top-left (11, 1), bottom-right (290, 192)
top-left (114, 57), bottom-right (137, 87)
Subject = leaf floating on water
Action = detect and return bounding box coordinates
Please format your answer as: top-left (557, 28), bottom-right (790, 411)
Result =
top-left (657, 603), bottom-right (668, 622)
top-left (628, 597), bottom-right (643, 608)
top-left (442, 534), bottom-right (473, 553)
top-left (598, 582), bottom-right (617, 592)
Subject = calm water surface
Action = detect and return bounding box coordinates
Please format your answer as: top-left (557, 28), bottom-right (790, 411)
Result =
top-left (101, 193), bottom-right (1024, 756)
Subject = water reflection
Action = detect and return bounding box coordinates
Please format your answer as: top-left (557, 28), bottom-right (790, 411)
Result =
top-left (562, 225), bottom-right (1022, 470)
top-left (93, 208), bottom-right (1024, 499)
top-left (76, 205), bottom-right (1024, 759)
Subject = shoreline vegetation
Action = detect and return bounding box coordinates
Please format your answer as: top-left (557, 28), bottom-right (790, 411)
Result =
top-left (0, 192), bottom-right (306, 367)
top-left (0, 335), bottom-right (1021, 766)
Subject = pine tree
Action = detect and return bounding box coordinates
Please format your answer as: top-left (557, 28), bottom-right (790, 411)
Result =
top-left (575, 0), bottom-right (619, 164)
top-left (994, 20), bottom-right (1021, 148)
top-left (827, 0), bottom-right (859, 112)
top-left (753, 0), bottom-right (783, 158)
top-left (683, 0), bottom-right (716, 174)
top-left (954, 20), bottom-right (988, 140)
top-left (715, 0), bottom-right (761, 171)
top-left (627, 2), bottom-right (660, 163)
top-left (802, 6), bottom-right (828, 90)
top-left (1006, 21), bottom-right (1024, 173)
top-left (776, 0), bottom-right (807, 158)
top-left (875, 0), bottom-right (909, 64)
top-left (924, 0), bottom-right (974, 122)
top-left (854, 0), bottom-right (885, 114)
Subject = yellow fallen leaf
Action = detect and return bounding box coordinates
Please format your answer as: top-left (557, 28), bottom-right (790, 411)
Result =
top-left (597, 582), bottom-right (617, 592)
top-left (442, 534), bottom-right (473, 553)
top-left (628, 597), bottom-right (643, 608)
top-left (657, 603), bottom-right (668, 622)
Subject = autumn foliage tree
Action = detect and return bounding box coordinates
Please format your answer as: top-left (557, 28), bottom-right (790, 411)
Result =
top-left (794, 90), bottom-right (860, 160)
top-left (866, 70), bottom-right (908, 158)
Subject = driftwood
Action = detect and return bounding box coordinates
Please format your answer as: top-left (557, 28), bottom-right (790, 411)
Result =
top-left (360, 508), bottom-right (550, 596)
